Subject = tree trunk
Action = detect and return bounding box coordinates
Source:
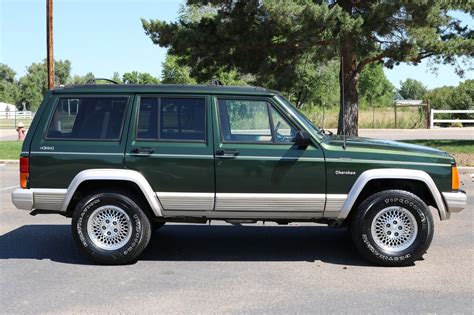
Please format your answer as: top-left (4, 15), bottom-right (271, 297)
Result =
top-left (337, 41), bottom-right (359, 136)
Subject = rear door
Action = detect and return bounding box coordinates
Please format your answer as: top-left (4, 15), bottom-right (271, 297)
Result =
top-left (124, 94), bottom-right (215, 213)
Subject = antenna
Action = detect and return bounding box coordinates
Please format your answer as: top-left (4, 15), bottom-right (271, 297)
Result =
top-left (341, 56), bottom-right (346, 150)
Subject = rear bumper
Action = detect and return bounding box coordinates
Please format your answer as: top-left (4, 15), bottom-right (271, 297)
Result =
top-left (11, 188), bottom-right (34, 210)
top-left (442, 191), bottom-right (467, 213)
top-left (11, 188), bottom-right (67, 211)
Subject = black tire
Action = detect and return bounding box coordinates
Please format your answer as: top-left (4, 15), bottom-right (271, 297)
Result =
top-left (72, 192), bottom-right (152, 265)
top-left (351, 189), bottom-right (434, 267)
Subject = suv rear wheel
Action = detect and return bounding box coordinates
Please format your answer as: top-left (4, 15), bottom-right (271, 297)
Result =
top-left (351, 190), bottom-right (434, 266)
top-left (72, 192), bottom-right (152, 265)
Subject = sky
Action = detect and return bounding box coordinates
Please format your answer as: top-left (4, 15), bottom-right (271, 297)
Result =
top-left (1, 0), bottom-right (472, 89)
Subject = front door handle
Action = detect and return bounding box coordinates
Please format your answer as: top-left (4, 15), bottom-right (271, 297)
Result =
top-left (131, 147), bottom-right (154, 156)
top-left (216, 149), bottom-right (239, 158)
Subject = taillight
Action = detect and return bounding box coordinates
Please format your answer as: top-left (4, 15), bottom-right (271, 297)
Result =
top-left (451, 164), bottom-right (460, 191)
top-left (20, 157), bottom-right (29, 188)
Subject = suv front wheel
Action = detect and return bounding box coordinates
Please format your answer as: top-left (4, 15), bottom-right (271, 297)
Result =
top-left (72, 192), bottom-right (152, 265)
top-left (351, 190), bottom-right (434, 266)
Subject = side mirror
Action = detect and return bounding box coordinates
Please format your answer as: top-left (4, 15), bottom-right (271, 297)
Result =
top-left (293, 130), bottom-right (311, 147)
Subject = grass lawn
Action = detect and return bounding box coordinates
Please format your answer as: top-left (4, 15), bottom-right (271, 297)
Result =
top-left (403, 140), bottom-right (474, 166)
top-left (0, 141), bottom-right (22, 160)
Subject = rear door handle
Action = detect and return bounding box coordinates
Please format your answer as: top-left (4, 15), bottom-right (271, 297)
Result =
top-left (131, 147), bottom-right (154, 156)
top-left (216, 149), bottom-right (239, 158)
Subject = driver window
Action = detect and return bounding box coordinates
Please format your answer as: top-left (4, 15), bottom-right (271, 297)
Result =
top-left (218, 98), bottom-right (297, 144)
top-left (270, 106), bottom-right (297, 143)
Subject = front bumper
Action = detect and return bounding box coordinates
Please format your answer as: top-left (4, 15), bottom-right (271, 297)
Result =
top-left (442, 191), bottom-right (467, 213)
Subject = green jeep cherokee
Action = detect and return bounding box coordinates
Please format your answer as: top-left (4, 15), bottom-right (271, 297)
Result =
top-left (12, 84), bottom-right (466, 266)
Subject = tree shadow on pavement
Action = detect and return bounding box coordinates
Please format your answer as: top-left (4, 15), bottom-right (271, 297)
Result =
top-left (0, 224), bottom-right (371, 266)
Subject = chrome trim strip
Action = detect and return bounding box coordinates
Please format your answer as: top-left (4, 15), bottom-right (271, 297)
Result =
top-left (215, 193), bottom-right (325, 212)
top-left (325, 158), bottom-right (448, 167)
top-left (31, 151), bottom-right (123, 156)
top-left (338, 169), bottom-right (448, 221)
top-left (234, 156), bottom-right (324, 162)
top-left (157, 192), bottom-right (214, 211)
top-left (442, 191), bottom-right (467, 213)
top-left (126, 153), bottom-right (213, 159)
top-left (62, 169), bottom-right (163, 216)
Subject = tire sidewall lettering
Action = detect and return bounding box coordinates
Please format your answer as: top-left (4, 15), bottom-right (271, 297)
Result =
top-left (362, 194), bottom-right (428, 262)
top-left (123, 214), bottom-right (142, 256)
top-left (75, 195), bottom-right (144, 258)
top-left (77, 198), bottom-right (101, 248)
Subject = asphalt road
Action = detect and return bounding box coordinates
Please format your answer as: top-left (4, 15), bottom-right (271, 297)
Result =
top-left (0, 163), bottom-right (473, 314)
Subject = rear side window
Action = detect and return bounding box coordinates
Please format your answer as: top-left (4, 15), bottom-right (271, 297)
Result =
top-left (47, 97), bottom-right (128, 140)
top-left (137, 97), bottom-right (206, 142)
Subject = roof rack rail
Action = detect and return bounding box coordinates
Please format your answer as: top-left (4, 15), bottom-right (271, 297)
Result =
top-left (209, 79), bottom-right (223, 86)
top-left (86, 78), bottom-right (120, 85)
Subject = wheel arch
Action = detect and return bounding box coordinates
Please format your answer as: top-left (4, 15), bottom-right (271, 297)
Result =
top-left (61, 169), bottom-right (163, 217)
top-left (338, 169), bottom-right (447, 221)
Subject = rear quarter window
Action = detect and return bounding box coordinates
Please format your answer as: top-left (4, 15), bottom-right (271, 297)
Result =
top-left (46, 96), bottom-right (128, 140)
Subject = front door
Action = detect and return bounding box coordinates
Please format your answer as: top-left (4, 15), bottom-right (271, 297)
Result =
top-left (125, 94), bottom-right (215, 213)
top-left (213, 96), bottom-right (326, 217)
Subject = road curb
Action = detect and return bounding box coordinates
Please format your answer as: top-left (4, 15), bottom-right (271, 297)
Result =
top-left (0, 160), bottom-right (18, 164)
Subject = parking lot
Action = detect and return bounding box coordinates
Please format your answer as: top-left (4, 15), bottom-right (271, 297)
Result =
top-left (1, 162), bottom-right (473, 314)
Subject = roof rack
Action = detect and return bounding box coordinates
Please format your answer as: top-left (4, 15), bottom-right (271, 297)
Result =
top-left (86, 78), bottom-right (120, 85)
top-left (209, 79), bottom-right (223, 86)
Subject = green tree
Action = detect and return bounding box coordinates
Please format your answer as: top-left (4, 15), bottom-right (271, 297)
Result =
top-left (358, 63), bottom-right (394, 107)
top-left (68, 72), bottom-right (95, 85)
top-left (122, 71), bottom-right (160, 84)
top-left (399, 79), bottom-right (428, 100)
top-left (142, 1), bottom-right (473, 135)
top-left (161, 54), bottom-right (197, 84)
top-left (425, 86), bottom-right (454, 110)
top-left (212, 68), bottom-right (251, 86)
top-left (0, 63), bottom-right (16, 83)
top-left (18, 59), bottom-right (71, 110)
top-left (451, 79), bottom-right (473, 110)
top-left (111, 72), bottom-right (122, 84)
top-left (0, 63), bottom-right (20, 105)
top-left (297, 59), bottom-right (339, 108)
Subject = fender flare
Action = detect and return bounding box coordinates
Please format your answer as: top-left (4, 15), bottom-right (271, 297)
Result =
top-left (60, 169), bottom-right (163, 216)
top-left (337, 168), bottom-right (448, 221)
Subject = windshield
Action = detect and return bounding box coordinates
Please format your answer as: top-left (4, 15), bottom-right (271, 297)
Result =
top-left (275, 95), bottom-right (327, 140)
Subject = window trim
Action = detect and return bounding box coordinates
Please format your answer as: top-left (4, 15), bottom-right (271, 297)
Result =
top-left (216, 97), bottom-right (298, 145)
top-left (134, 95), bottom-right (208, 143)
top-left (44, 95), bottom-right (130, 142)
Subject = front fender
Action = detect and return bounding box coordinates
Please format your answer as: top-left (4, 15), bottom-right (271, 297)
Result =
top-left (337, 168), bottom-right (448, 221)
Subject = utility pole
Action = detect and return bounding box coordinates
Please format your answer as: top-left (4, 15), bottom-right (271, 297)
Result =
top-left (47, 0), bottom-right (54, 90)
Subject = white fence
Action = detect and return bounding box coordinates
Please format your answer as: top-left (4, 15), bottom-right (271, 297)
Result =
top-left (430, 109), bottom-right (474, 128)
top-left (0, 111), bottom-right (35, 129)
top-left (0, 111), bottom-right (34, 119)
